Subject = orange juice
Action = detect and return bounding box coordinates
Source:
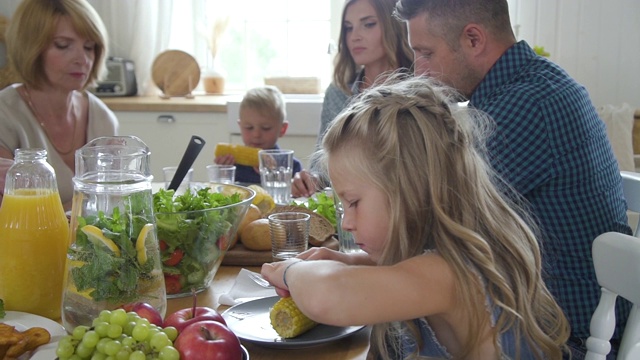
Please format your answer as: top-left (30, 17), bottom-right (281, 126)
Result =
top-left (0, 190), bottom-right (69, 320)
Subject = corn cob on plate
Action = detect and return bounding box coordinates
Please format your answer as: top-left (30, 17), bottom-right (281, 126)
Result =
top-left (221, 296), bottom-right (365, 348)
top-left (270, 297), bottom-right (318, 338)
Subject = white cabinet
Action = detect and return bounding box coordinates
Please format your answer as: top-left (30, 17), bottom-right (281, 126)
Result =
top-left (115, 111), bottom-right (230, 182)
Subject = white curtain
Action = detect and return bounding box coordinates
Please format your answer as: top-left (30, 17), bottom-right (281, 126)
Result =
top-left (88, 0), bottom-right (174, 95)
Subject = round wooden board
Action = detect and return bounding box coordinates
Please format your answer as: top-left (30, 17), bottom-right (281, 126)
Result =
top-left (151, 49), bottom-right (200, 97)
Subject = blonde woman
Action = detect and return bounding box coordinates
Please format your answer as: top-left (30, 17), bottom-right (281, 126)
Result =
top-left (0, 0), bottom-right (118, 209)
top-left (262, 75), bottom-right (569, 359)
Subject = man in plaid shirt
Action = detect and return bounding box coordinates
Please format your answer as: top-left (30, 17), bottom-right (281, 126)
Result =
top-left (396, 0), bottom-right (632, 358)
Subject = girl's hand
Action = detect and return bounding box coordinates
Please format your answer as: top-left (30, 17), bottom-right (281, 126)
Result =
top-left (261, 258), bottom-right (303, 296)
top-left (298, 247), bottom-right (374, 265)
top-left (297, 247), bottom-right (344, 261)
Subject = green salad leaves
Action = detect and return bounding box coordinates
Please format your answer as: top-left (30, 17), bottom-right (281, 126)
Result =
top-left (293, 192), bottom-right (337, 229)
top-left (153, 187), bottom-right (243, 295)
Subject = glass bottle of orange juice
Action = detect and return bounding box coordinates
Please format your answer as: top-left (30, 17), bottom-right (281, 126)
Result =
top-left (0, 148), bottom-right (69, 320)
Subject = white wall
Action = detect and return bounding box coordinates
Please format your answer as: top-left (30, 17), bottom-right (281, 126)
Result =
top-left (508, 0), bottom-right (640, 108)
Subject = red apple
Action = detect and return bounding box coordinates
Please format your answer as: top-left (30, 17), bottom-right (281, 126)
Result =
top-left (174, 320), bottom-right (242, 360)
top-left (120, 302), bottom-right (163, 327)
top-left (163, 289), bottom-right (226, 331)
top-left (164, 306), bottom-right (226, 332)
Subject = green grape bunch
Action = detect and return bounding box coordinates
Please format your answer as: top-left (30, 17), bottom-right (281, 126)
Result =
top-left (56, 308), bottom-right (180, 360)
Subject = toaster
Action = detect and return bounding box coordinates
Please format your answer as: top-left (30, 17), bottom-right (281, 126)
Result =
top-left (92, 57), bottom-right (138, 97)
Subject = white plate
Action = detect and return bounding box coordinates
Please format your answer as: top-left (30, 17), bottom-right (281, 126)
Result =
top-left (222, 296), bottom-right (365, 349)
top-left (1, 311), bottom-right (67, 359)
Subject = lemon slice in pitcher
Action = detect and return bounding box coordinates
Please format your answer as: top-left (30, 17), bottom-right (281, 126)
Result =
top-left (136, 223), bottom-right (154, 265)
top-left (81, 225), bottom-right (121, 256)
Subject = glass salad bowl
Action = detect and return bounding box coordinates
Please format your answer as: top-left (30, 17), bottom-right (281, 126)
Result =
top-left (153, 183), bottom-right (255, 298)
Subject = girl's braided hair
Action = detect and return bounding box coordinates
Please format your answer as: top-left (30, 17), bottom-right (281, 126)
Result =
top-left (318, 73), bottom-right (569, 359)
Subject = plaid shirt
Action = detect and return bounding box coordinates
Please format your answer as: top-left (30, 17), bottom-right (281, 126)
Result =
top-left (470, 41), bottom-right (632, 342)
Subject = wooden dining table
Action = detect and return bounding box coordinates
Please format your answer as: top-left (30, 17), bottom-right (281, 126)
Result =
top-left (167, 265), bottom-right (371, 360)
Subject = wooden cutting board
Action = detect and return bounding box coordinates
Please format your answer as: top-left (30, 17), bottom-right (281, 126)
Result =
top-left (151, 50), bottom-right (200, 97)
top-left (222, 237), bottom-right (339, 266)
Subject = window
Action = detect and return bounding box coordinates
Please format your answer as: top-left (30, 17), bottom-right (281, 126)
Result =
top-left (167, 0), bottom-right (343, 92)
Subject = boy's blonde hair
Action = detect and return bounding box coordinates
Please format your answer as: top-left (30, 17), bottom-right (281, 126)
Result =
top-left (319, 74), bottom-right (569, 359)
top-left (239, 86), bottom-right (286, 123)
top-left (6, 0), bottom-right (109, 90)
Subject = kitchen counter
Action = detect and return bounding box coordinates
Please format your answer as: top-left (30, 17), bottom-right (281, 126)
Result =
top-left (101, 94), bottom-right (233, 113)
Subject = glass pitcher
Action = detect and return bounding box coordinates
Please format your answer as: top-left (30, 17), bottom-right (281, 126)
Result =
top-left (62, 136), bottom-right (166, 331)
top-left (0, 148), bottom-right (69, 320)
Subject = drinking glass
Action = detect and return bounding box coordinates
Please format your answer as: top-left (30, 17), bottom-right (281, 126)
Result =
top-left (258, 149), bottom-right (294, 205)
top-left (163, 166), bottom-right (193, 193)
top-left (207, 164), bottom-right (236, 184)
top-left (268, 212), bottom-right (310, 261)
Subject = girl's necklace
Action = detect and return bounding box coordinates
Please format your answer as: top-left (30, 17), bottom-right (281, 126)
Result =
top-left (22, 86), bottom-right (78, 156)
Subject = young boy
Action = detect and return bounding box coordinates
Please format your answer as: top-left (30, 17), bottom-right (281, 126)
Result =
top-left (215, 86), bottom-right (302, 184)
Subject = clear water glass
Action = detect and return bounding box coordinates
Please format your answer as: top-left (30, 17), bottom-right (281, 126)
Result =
top-left (259, 149), bottom-right (294, 205)
top-left (268, 212), bottom-right (310, 261)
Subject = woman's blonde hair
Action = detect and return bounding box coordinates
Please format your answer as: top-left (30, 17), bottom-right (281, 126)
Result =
top-left (239, 85), bottom-right (287, 123)
top-left (6, 0), bottom-right (108, 90)
top-left (333, 0), bottom-right (413, 95)
top-left (319, 74), bottom-right (569, 359)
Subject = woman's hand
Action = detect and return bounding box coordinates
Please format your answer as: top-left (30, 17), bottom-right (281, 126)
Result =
top-left (292, 170), bottom-right (319, 198)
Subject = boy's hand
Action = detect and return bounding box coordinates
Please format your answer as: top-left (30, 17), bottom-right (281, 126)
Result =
top-left (214, 154), bottom-right (235, 165)
top-left (292, 170), bottom-right (319, 198)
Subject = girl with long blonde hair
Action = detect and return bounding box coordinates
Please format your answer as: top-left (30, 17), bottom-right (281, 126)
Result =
top-left (262, 75), bottom-right (569, 359)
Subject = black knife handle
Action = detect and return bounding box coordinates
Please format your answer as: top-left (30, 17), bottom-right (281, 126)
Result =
top-left (168, 135), bottom-right (206, 191)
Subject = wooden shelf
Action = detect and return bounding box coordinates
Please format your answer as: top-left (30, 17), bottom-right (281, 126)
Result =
top-left (101, 94), bottom-right (232, 113)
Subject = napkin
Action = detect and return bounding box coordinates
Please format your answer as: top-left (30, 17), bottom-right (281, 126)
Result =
top-left (218, 268), bottom-right (277, 306)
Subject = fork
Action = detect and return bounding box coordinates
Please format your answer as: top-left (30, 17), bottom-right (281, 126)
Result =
top-left (246, 271), bottom-right (273, 288)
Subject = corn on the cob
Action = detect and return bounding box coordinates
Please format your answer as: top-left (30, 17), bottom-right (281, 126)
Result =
top-left (214, 143), bottom-right (260, 167)
top-left (270, 297), bottom-right (318, 338)
top-left (248, 184), bottom-right (276, 214)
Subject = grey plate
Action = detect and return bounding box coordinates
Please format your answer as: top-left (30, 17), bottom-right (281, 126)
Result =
top-left (222, 296), bottom-right (365, 349)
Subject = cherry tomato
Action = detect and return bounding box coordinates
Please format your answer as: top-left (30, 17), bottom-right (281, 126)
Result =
top-left (163, 249), bottom-right (184, 266)
top-left (217, 235), bottom-right (229, 250)
top-left (164, 274), bottom-right (182, 294)
top-left (159, 240), bottom-right (168, 251)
